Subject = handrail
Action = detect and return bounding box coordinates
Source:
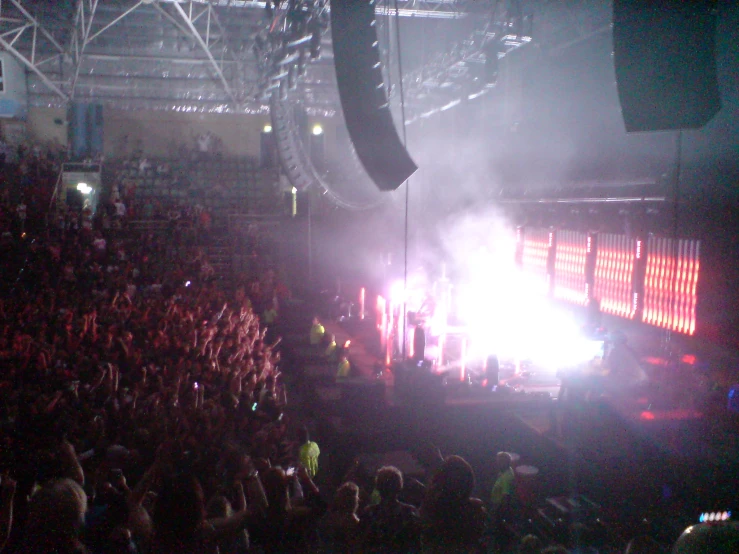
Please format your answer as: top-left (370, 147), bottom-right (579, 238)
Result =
top-left (48, 169), bottom-right (65, 211)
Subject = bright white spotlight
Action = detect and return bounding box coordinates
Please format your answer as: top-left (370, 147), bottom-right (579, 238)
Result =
top-left (291, 187), bottom-right (297, 194)
top-left (312, 124), bottom-right (323, 136)
top-left (390, 281), bottom-right (405, 304)
top-left (263, 124), bottom-right (272, 133)
top-left (76, 183), bottom-right (92, 195)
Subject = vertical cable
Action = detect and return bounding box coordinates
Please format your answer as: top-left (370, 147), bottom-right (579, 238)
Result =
top-left (393, 0), bottom-right (409, 359)
top-left (384, 0), bottom-right (392, 98)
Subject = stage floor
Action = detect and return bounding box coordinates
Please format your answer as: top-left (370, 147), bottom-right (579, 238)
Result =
top-left (282, 301), bottom-right (739, 543)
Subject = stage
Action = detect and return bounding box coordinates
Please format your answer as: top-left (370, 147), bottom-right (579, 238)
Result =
top-left (279, 294), bottom-right (738, 545)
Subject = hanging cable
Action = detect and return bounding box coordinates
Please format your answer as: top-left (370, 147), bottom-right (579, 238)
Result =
top-left (393, 0), bottom-right (410, 359)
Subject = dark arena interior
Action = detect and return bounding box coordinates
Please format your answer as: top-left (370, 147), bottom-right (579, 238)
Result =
top-left (1, 1), bottom-right (739, 553)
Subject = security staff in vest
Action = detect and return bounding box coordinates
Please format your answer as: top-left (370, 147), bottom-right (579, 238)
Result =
top-left (324, 333), bottom-right (338, 361)
top-left (336, 353), bottom-right (351, 379)
top-left (310, 316), bottom-right (325, 346)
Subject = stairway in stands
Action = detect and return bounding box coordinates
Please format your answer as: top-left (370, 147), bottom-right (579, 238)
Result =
top-left (204, 224), bottom-right (234, 288)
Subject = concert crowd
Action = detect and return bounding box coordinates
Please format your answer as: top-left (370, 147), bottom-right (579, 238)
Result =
top-left (0, 145), bottom-right (720, 554)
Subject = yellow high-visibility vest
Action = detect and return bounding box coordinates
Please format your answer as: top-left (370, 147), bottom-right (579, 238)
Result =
top-left (336, 359), bottom-right (350, 378)
top-left (310, 323), bottom-right (325, 345)
top-left (325, 341), bottom-right (337, 357)
top-left (299, 440), bottom-right (320, 478)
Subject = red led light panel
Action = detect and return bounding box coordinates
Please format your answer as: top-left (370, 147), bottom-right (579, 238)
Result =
top-left (594, 234), bottom-right (636, 319)
top-left (643, 237), bottom-right (700, 335)
top-left (554, 230), bottom-right (587, 305)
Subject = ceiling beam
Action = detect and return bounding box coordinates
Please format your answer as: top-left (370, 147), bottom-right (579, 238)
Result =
top-left (171, 1), bottom-right (239, 106)
top-left (69, 0), bottom-right (101, 98)
top-left (0, 31), bottom-right (68, 99)
top-left (0, 0), bottom-right (69, 100)
top-left (155, 0), bottom-right (468, 19)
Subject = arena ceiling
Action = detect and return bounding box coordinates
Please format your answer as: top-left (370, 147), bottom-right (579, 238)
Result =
top-left (0, 0), bottom-right (611, 120)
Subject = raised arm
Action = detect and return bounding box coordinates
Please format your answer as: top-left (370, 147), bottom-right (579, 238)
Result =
top-left (58, 439), bottom-right (85, 486)
top-left (0, 476), bottom-right (16, 551)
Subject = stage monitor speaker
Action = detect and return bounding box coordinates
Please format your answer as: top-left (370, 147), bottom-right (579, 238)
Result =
top-left (612, 0), bottom-right (720, 132)
top-left (331, 0), bottom-right (418, 191)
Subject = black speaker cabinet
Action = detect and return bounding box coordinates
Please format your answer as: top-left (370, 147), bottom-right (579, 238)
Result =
top-left (331, 0), bottom-right (418, 190)
top-left (613, 0), bottom-right (720, 132)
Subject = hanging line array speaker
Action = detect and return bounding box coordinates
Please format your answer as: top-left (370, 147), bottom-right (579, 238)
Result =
top-left (330, 0), bottom-right (418, 191)
top-left (612, 0), bottom-right (721, 133)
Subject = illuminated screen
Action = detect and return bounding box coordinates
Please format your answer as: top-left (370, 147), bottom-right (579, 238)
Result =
top-left (643, 237), bottom-right (699, 335)
top-left (522, 227), bottom-right (550, 293)
top-left (553, 230), bottom-right (587, 305)
top-left (594, 234), bottom-right (636, 318)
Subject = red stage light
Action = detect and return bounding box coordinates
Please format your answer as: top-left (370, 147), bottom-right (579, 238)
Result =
top-left (642, 238), bottom-right (700, 335)
top-left (554, 231), bottom-right (587, 305)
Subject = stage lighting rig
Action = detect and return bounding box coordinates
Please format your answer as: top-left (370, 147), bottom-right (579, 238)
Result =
top-left (252, 0), bottom-right (329, 103)
top-left (400, 0), bottom-right (533, 123)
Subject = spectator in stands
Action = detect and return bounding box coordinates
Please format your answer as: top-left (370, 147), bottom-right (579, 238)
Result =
top-left (263, 302), bottom-right (278, 326)
top-left (321, 481), bottom-right (360, 553)
top-left (196, 132), bottom-right (212, 160)
top-left (15, 198), bottom-right (26, 235)
top-left (358, 465), bottom-right (420, 553)
top-left (114, 197), bottom-right (127, 225)
top-left (250, 466), bottom-right (322, 552)
top-left (206, 492), bottom-right (250, 554)
top-left (151, 474), bottom-right (253, 554)
top-left (298, 427), bottom-right (321, 479)
top-left (141, 199), bottom-right (154, 219)
top-left (489, 451), bottom-right (516, 553)
top-left (138, 157), bottom-right (151, 174)
top-left (519, 533), bottom-right (543, 554)
top-left (415, 442), bottom-right (445, 482)
top-left (490, 451), bottom-right (515, 517)
top-left (420, 455), bottom-right (486, 553)
top-left (17, 478), bottom-right (88, 554)
top-left (198, 207), bottom-right (212, 235)
top-left (0, 192), bottom-right (300, 553)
